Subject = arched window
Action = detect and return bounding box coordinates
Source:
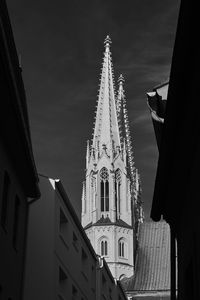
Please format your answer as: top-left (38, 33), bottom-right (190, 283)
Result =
top-left (100, 168), bottom-right (109, 212)
top-left (118, 239), bottom-right (127, 258)
top-left (115, 169), bottom-right (121, 215)
top-left (100, 239), bottom-right (108, 256)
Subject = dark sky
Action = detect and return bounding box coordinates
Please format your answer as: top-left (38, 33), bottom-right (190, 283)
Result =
top-left (7, 0), bottom-right (180, 220)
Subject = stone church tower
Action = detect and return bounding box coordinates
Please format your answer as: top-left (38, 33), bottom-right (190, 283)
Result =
top-left (81, 36), bottom-right (143, 280)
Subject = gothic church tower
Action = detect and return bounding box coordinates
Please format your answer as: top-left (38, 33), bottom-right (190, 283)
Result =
top-left (81, 36), bottom-right (143, 280)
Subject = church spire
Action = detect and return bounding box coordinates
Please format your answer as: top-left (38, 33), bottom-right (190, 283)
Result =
top-left (92, 36), bottom-right (121, 155)
top-left (82, 38), bottom-right (142, 280)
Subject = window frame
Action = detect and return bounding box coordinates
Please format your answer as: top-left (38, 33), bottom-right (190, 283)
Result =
top-left (118, 238), bottom-right (127, 259)
top-left (100, 168), bottom-right (109, 212)
top-left (100, 238), bottom-right (108, 257)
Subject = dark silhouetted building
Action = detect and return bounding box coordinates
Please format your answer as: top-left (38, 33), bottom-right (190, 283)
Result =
top-left (147, 82), bottom-right (168, 152)
top-left (24, 175), bottom-right (127, 300)
top-left (148, 0), bottom-right (200, 299)
top-left (98, 256), bottom-right (127, 300)
top-left (0, 0), bottom-right (40, 299)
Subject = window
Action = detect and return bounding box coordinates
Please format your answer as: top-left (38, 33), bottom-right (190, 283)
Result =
top-left (72, 285), bottom-right (78, 299)
top-left (73, 232), bottom-right (78, 251)
top-left (101, 239), bottom-right (108, 256)
top-left (81, 248), bottom-right (89, 281)
top-left (115, 169), bottom-right (121, 217)
top-left (13, 196), bottom-right (20, 251)
top-left (82, 248), bottom-right (87, 262)
top-left (1, 171), bottom-right (10, 230)
top-left (59, 266), bottom-right (67, 282)
top-left (59, 208), bottom-right (69, 249)
top-left (100, 168), bottom-right (109, 212)
top-left (119, 241), bottom-right (124, 257)
top-left (118, 239), bottom-right (127, 258)
top-left (60, 208), bottom-right (68, 233)
top-left (59, 266), bottom-right (67, 296)
top-left (91, 265), bottom-right (95, 292)
top-left (102, 274), bottom-right (106, 284)
top-left (102, 274), bottom-right (106, 287)
top-left (109, 287), bottom-right (112, 300)
top-left (82, 248), bottom-right (88, 268)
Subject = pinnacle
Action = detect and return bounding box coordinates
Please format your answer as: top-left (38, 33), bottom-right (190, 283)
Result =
top-left (118, 74), bottom-right (125, 83)
top-left (104, 35), bottom-right (112, 52)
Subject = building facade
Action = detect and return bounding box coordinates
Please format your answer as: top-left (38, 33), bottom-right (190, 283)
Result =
top-left (0, 1), bottom-right (40, 299)
top-left (98, 256), bottom-right (127, 300)
top-left (24, 175), bottom-right (127, 300)
top-left (81, 36), bottom-right (143, 280)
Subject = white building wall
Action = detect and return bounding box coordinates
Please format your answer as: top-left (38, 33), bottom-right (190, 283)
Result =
top-left (85, 225), bottom-right (134, 279)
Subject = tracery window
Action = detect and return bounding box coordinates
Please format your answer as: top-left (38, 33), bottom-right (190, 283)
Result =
top-left (101, 239), bottom-right (108, 256)
top-left (100, 168), bottom-right (109, 212)
top-left (91, 174), bottom-right (96, 210)
top-left (115, 169), bottom-right (121, 215)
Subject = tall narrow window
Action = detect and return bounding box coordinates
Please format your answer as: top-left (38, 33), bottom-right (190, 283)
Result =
top-left (100, 168), bottom-right (109, 212)
top-left (115, 169), bottom-right (121, 217)
top-left (13, 196), bottom-right (20, 250)
top-left (59, 266), bottom-right (67, 296)
top-left (105, 240), bottom-right (108, 255)
top-left (81, 248), bottom-right (89, 277)
top-left (119, 240), bottom-right (123, 257)
top-left (60, 208), bottom-right (68, 234)
top-left (105, 181), bottom-right (109, 211)
top-left (122, 242), bottom-right (124, 257)
top-left (1, 171), bottom-right (10, 229)
top-left (101, 240), bottom-right (104, 255)
top-left (72, 285), bottom-right (78, 299)
top-left (101, 180), bottom-right (104, 211)
top-left (118, 239), bottom-right (127, 258)
top-left (100, 239), bottom-right (108, 256)
top-left (91, 265), bottom-right (95, 292)
top-left (59, 266), bottom-right (67, 282)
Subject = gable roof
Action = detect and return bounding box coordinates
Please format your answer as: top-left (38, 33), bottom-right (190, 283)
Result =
top-left (124, 221), bottom-right (170, 292)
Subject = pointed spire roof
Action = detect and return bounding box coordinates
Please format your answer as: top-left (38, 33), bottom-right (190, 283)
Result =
top-left (92, 36), bottom-right (121, 153)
